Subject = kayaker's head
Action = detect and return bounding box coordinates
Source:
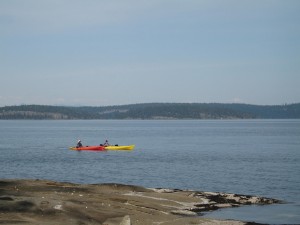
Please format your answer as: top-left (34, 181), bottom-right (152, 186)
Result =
top-left (78, 140), bottom-right (81, 143)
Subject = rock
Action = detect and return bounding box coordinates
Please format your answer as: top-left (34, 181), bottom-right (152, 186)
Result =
top-left (171, 209), bottom-right (198, 216)
top-left (0, 179), bottom-right (281, 225)
top-left (120, 215), bottom-right (131, 225)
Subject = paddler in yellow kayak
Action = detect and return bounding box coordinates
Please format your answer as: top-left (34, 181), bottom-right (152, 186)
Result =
top-left (103, 140), bottom-right (110, 147)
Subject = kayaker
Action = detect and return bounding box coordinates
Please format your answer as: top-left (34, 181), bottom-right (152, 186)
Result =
top-left (103, 140), bottom-right (110, 146)
top-left (76, 140), bottom-right (83, 148)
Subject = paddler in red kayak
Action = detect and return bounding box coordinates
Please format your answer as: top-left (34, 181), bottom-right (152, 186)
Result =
top-left (76, 140), bottom-right (83, 148)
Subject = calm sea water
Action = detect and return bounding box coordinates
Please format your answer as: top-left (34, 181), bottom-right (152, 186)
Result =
top-left (0, 120), bottom-right (299, 224)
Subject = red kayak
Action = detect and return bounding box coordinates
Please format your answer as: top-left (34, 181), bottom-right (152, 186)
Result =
top-left (69, 146), bottom-right (105, 151)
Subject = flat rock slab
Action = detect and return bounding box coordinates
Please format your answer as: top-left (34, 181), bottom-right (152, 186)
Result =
top-left (0, 179), bottom-right (280, 225)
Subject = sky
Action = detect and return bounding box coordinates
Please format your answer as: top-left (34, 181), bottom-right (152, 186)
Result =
top-left (1, 0), bottom-right (300, 106)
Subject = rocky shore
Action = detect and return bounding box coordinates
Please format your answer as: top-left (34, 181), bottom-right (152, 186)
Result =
top-left (0, 179), bottom-right (281, 225)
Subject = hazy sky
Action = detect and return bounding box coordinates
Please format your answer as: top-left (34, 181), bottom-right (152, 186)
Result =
top-left (1, 0), bottom-right (299, 106)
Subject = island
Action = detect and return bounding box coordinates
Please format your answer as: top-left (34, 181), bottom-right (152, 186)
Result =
top-left (1, 103), bottom-right (299, 119)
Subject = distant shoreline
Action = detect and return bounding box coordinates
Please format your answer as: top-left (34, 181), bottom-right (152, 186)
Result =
top-left (1, 103), bottom-right (300, 120)
top-left (0, 179), bottom-right (281, 225)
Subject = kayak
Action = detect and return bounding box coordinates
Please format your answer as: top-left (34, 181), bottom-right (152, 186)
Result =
top-left (69, 145), bottom-right (135, 151)
top-left (69, 146), bottom-right (105, 151)
top-left (104, 145), bottom-right (135, 151)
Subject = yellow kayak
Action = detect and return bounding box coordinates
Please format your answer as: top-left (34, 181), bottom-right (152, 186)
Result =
top-left (104, 145), bottom-right (135, 151)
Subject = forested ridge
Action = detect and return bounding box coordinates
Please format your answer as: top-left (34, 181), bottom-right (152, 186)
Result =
top-left (0, 103), bottom-right (299, 119)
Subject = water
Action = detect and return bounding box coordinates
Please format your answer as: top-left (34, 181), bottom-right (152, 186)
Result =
top-left (0, 120), bottom-right (299, 224)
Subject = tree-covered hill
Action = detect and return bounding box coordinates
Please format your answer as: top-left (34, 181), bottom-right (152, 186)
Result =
top-left (0, 103), bottom-right (299, 119)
